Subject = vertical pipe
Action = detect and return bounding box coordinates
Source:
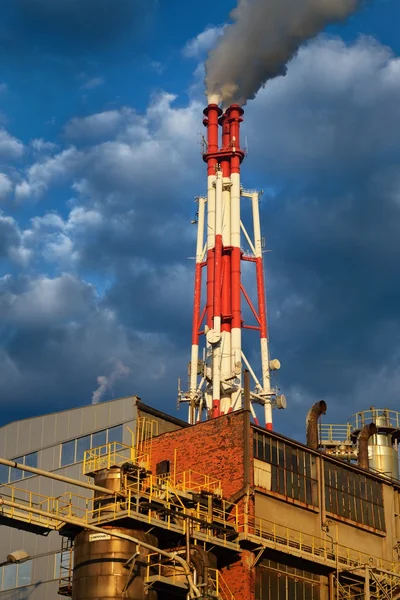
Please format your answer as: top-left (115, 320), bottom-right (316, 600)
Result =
top-left (189, 196), bottom-right (206, 424)
top-left (203, 105), bottom-right (221, 416)
top-left (227, 105), bottom-right (244, 410)
top-left (251, 192), bottom-right (272, 429)
top-left (212, 171), bottom-right (223, 417)
top-left (220, 113), bottom-right (232, 415)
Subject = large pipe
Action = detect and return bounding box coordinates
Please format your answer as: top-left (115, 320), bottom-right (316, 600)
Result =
top-left (358, 423), bottom-right (377, 470)
top-left (0, 457), bottom-right (111, 495)
top-left (306, 401), bottom-right (327, 450)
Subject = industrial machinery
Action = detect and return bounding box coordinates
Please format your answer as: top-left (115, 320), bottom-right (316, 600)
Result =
top-left (178, 103), bottom-right (285, 429)
top-left (319, 407), bottom-right (400, 479)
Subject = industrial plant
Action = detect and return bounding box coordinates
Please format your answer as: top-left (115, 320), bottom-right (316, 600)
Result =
top-left (1, 102), bottom-right (400, 600)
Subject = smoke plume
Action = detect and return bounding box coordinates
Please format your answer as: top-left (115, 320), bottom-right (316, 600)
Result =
top-left (205, 0), bottom-right (363, 106)
top-left (92, 360), bottom-right (131, 404)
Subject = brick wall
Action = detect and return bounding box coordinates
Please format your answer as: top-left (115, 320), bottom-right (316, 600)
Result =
top-left (149, 410), bottom-right (255, 598)
top-left (150, 411), bottom-right (247, 498)
top-left (221, 550), bottom-right (255, 599)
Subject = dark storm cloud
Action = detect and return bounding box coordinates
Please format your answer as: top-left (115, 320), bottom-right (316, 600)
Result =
top-left (3, 36), bottom-right (400, 429)
top-left (244, 38), bottom-right (400, 424)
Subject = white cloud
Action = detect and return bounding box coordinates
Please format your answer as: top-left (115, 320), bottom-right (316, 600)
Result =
top-left (0, 173), bottom-right (12, 199)
top-left (81, 76), bottom-right (105, 90)
top-left (183, 25), bottom-right (224, 59)
top-left (245, 36), bottom-right (400, 175)
top-left (0, 128), bottom-right (24, 159)
top-left (0, 274), bottom-right (95, 326)
top-left (30, 138), bottom-right (58, 153)
top-left (64, 108), bottom-right (135, 140)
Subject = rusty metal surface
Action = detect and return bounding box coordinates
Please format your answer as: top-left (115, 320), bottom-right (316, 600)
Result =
top-left (72, 528), bottom-right (158, 600)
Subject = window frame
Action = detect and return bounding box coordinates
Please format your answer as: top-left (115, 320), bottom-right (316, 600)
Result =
top-left (324, 460), bottom-right (386, 533)
top-left (253, 431), bottom-right (319, 510)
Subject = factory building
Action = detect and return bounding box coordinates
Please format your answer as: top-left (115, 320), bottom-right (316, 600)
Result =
top-left (1, 394), bottom-right (400, 598)
top-left (0, 396), bottom-right (184, 600)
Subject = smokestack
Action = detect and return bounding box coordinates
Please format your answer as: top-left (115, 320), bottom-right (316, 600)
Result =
top-left (306, 401), bottom-right (327, 450)
top-left (357, 423), bottom-right (377, 470)
top-left (206, 0), bottom-right (364, 107)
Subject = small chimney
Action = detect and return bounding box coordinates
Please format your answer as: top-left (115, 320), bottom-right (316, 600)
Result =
top-left (306, 401), bottom-right (327, 450)
top-left (357, 423), bottom-right (377, 470)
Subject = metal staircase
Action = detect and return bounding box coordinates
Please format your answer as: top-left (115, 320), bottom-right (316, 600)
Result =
top-left (334, 567), bottom-right (400, 599)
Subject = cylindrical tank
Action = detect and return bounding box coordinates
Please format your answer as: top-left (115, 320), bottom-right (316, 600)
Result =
top-left (93, 467), bottom-right (124, 518)
top-left (72, 527), bottom-right (158, 600)
top-left (368, 413), bottom-right (399, 479)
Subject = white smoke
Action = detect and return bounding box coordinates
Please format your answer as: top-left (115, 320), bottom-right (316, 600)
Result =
top-left (205, 0), bottom-right (363, 106)
top-left (91, 360), bottom-right (131, 404)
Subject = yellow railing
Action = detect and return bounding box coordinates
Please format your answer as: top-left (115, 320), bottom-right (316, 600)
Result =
top-left (0, 484), bottom-right (90, 529)
top-left (145, 555), bottom-right (236, 599)
top-left (145, 553), bottom-right (188, 590)
top-left (83, 441), bottom-right (139, 475)
top-left (237, 512), bottom-right (400, 574)
top-left (215, 570), bottom-right (236, 600)
top-left (319, 423), bottom-right (352, 444)
top-left (349, 408), bottom-right (400, 432)
top-left (160, 470), bottom-right (222, 496)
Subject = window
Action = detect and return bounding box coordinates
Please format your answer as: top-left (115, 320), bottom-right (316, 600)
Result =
top-left (60, 426), bottom-right (124, 467)
top-left (54, 553), bottom-right (61, 579)
top-left (10, 457), bottom-right (23, 482)
top-left (25, 452), bottom-right (38, 469)
top-left (76, 436), bottom-right (90, 463)
top-left (0, 561), bottom-right (32, 591)
top-left (0, 464), bottom-right (9, 485)
top-left (17, 561), bottom-right (32, 587)
top-left (108, 425), bottom-right (123, 445)
top-left (61, 440), bottom-right (76, 467)
top-left (256, 559), bottom-right (321, 600)
top-left (253, 431), bottom-right (318, 506)
top-left (324, 461), bottom-right (385, 531)
top-left (92, 430), bottom-right (106, 449)
top-left (2, 452), bottom-right (39, 484)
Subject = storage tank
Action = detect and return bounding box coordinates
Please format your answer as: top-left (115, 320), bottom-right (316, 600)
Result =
top-left (350, 409), bottom-right (400, 479)
top-left (72, 527), bottom-right (158, 600)
top-left (368, 411), bottom-right (399, 479)
top-left (72, 465), bottom-right (158, 599)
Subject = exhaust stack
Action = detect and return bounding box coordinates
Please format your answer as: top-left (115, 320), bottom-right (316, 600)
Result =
top-left (357, 423), bottom-right (377, 470)
top-left (306, 401), bottom-right (327, 450)
top-left (180, 103), bottom-right (285, 428)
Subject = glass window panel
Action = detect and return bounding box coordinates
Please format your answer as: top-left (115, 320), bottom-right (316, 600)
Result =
top-left (54, 553), bottom-right (61, 578)
top-left (76, 436), bottom-right (91, 462)
top-left (257, 435), bottom-right (264, 460)
top-left (0, 464), bottom-right (9, 485)
top-left (61, 440), bottom-right (76, 467)
top-left (10, 457), bottom-right (23, 482)
top-left (92, 430), bottom-right (106, 449)
top-left (3, 563), bottom-right (17, 590)
top-left (17, 561), bottom-right (32, 587)
top-left (25, 452), bottom-right (38, 469)
top-left (108, 425), bottom-right (123, 445)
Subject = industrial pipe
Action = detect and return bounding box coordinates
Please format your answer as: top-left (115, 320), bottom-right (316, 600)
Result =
top-left (0, 457), bottom-right (111, 496)
top-left (306, 401), bottom-right (327, 450)
top-left (357, 423), bottom-right (377, 470)
top-left (0, 497), bottom-right (202, 599)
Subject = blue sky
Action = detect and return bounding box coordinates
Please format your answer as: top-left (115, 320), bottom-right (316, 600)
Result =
top-left (0, 0), bottom-right (399, 439)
